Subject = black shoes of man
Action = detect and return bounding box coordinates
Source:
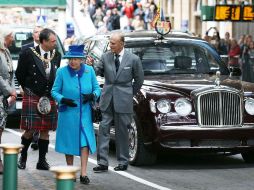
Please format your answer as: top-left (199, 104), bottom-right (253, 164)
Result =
top-left (93, 164), bottom-right (128, 172)
top-left (18, 156), bottom-right (27, 169)
top-left (36, 159), bottom-right (50, 170)
top-left (114, 164), bottom-right (128, 171)
top-left (93, 164), bottom-right (108, 173)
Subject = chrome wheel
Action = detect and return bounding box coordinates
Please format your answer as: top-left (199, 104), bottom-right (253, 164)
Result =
top-left (129, 118), bottom-right (138, 162)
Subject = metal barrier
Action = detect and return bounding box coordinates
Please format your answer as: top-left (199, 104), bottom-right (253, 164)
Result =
top-left (51, 166), bottom-right (79, 190)
top-left (0, 144), bottom-right (23, 190)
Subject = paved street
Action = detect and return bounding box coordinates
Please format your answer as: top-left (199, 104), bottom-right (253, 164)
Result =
top-left (1, 128), bottom-right (254, 190)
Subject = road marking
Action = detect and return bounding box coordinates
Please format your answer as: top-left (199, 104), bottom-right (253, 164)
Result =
top-left (5, 128), bottom-right (172, 190)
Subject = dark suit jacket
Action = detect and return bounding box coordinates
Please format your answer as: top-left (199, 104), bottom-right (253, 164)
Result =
top-left (21, 42), bottom-right (34, 51)
top-left (15, 45), bottom-right (61, 97)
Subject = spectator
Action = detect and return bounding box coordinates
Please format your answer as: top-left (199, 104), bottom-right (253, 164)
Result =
top-left (132, 14), bottom-right (145, 30)
top-left (221, 32), bottom-right (231, 54)
top-left (122, 0), bottom-right (135, 19)
top-left (228, 38), bottom-right (241, 67)
top-left (109, 8), bottom-right (121, 30)
top-left (92, 7), bottom-right (105, 29)
top-left (123, 18), bottom-right (134, 31)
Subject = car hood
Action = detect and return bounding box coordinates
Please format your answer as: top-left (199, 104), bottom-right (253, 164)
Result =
top-left (143, 74), bottom-right (254, 96)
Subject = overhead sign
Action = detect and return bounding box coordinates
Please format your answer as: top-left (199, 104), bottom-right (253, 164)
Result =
top-left (202, 4), bottom-right (254, 22)
top-left (214, 5), bottom-right (241, 21)
top-left (0, 0), bottom-right (66, 8)
top-left (243, 5), bottom-right (254, 21)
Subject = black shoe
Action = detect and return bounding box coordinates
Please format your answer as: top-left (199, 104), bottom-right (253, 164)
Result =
top-left (93, 164), bottom-right (108, 173)
top-left (31, 143), bottom-right (38, 151)
top-left (18, 156), bottom-right (26, 170)
top-left (114, 165), bottom-right (128, 171)
top-left (80, 176), bottom-right (90, 185)
top-left (36, 159), bottom-right (50, 170)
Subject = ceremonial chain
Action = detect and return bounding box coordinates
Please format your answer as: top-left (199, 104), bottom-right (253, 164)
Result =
top-left (31, 48), bottom-right (56, 63)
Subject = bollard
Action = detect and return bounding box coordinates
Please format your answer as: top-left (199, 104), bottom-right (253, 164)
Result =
top-left (51, 166), bottom-right (79, 190)
top-left (0, 143), bottom-right (23, 190)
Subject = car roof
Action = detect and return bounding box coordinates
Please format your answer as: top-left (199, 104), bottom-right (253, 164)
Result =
top-left (84, 30), bottom-right (203, 43)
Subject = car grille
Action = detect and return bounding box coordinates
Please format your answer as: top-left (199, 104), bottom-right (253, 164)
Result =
top-left (197, 91), bottom-right (242, 127)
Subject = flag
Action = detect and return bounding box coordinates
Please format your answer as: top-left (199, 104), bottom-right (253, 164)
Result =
top-left (160, 7), bottom-right (165, 21)
top-left (150, 2), bottom-right (160, 28)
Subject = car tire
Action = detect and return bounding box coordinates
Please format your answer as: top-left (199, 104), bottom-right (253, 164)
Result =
top-left (129, 114), bottom-right (157, 166)
top-left (241, 152), bottom-right (254, 163)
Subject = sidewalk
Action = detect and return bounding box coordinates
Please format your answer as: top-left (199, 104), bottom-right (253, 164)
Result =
top-left (0, 130), bottom-right (99, 190)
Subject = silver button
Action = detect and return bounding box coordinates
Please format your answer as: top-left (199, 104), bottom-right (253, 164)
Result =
top-left (34, 73), bottom-right (36, 75)
top-left (33, 65), bottom-right (35, 67)
top-left (35, 81), bottom-right (37, 83)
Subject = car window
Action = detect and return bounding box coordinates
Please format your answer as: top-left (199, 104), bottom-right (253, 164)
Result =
top-left (9, 31), bottom-right (65, 61)
top-left (87, 40), bottom-right (108, 64)
top-left (126, 43), bottom-right (216, 75)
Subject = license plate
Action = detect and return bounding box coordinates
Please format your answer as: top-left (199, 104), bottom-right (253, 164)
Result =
top-left (16, 101), bottom-right (22, 109)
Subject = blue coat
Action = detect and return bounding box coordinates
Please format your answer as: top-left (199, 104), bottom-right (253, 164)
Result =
top-left (51, 64), bottom-right (101, 156)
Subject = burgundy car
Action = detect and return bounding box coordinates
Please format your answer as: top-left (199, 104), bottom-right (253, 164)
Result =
top-left (80, 30), bottom-right (254, 165)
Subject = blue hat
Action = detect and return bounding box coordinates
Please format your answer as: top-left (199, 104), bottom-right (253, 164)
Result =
top-left (63, 45), bottom-right (86, 59)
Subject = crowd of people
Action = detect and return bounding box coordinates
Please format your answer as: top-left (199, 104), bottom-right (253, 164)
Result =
top-left (203, 27), bottom-right (254, 82)
top-left (0, 25), bottom-right (144, 185)
top-left (79, 0), bottom-right (158, 33)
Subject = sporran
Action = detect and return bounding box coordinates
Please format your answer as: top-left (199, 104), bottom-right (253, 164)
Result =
top-left (37, 96), bottom-right (51, 115)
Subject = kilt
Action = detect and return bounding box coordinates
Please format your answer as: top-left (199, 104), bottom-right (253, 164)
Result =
top-left (20, 92), bottom-right (57, 131)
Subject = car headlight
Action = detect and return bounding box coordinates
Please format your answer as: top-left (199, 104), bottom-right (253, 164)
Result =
top-left (157, 99), bottom-right (171, 113)
top-left (149, 99), bottom-right (156, 113)
top-left (245, 98), bottom-right (254, 115)
top-left (174, 98), bottom-right (192, 116)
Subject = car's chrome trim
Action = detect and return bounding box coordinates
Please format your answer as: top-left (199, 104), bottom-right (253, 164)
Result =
top-left (160, 125), bottom-right (254, 130)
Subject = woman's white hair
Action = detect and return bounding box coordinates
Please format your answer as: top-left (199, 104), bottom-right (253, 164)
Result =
top-left (0, 26), bottom-right (13, 39)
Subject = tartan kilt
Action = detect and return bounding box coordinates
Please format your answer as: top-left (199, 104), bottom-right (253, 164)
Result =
top-left (20, 93), bottom-right (57, 131)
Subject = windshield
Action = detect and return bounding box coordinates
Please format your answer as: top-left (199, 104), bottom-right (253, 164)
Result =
top-left (125, 43), bottom-right (227, 75)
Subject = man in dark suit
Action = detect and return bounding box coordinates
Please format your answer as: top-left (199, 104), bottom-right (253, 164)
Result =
top-left (21, 25), bottom-right (43, 50)
top-left (20, 25), bottom-right (43, 151)
top-left (93, 32), bottom-right (144, 172)
top-left (16, 28), bottom-right (61, 170)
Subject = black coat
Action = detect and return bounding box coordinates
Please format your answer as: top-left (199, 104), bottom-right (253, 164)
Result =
top-left (15, 45), bottom-right (61, 97)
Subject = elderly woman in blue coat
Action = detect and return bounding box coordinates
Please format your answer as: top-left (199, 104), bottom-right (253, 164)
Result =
top-left (51, 45), bottom-right (100, 185)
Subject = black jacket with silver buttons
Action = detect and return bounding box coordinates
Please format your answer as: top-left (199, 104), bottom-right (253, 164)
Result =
top-left (15, 45), bottom-right (61, 97)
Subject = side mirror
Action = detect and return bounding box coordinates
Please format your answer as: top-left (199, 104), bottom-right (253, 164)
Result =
top-left (229, 67), bottom-right (242, 76)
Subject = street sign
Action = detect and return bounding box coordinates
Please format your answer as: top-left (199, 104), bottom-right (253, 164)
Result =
top-left (214, 5), bottom-right (241, 21)
top-left (37, 15), bottom-right (47, 25)
top-left (243, 5), bottom-right (254, 21)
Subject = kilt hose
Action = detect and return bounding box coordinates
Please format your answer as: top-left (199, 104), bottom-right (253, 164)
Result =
top-left (20, 92), bottom-right (57, 131)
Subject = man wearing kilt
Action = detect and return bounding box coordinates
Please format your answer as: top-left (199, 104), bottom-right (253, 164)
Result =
top-left (15, 28), bottom-right (61, 170)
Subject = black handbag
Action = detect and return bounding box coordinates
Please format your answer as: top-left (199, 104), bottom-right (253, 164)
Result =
top-left (90, 101), bottom-right (102, 123)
